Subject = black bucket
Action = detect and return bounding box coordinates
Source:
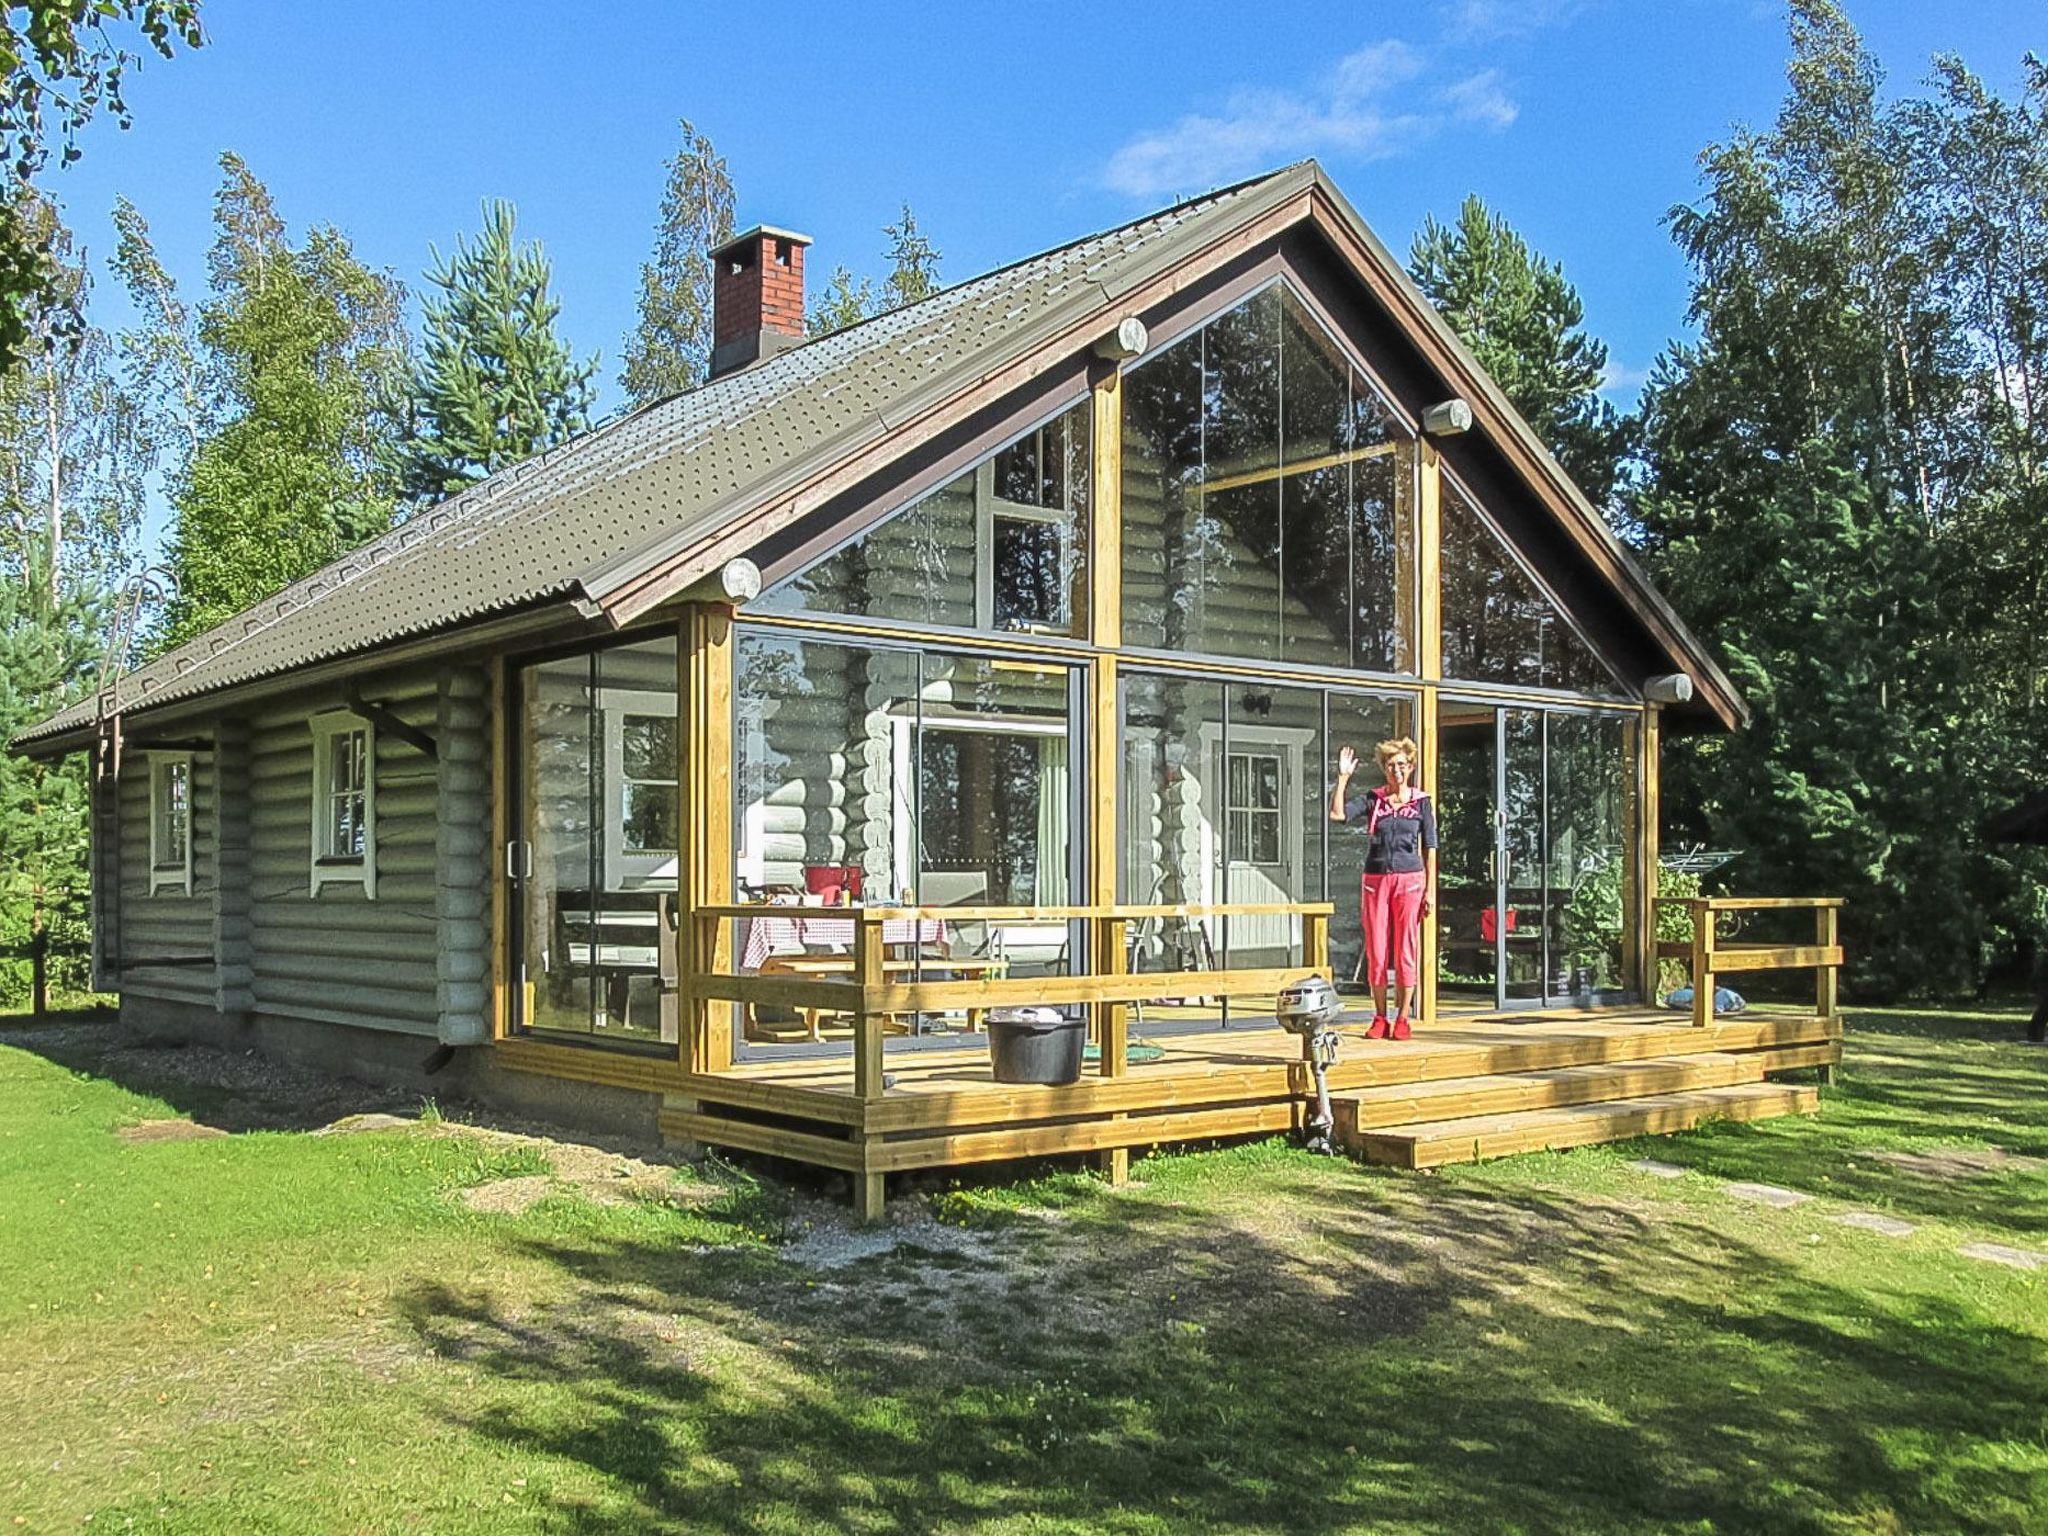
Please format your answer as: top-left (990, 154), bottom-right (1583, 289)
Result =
top-left (986, 1008), bottom-right (1087, 1085)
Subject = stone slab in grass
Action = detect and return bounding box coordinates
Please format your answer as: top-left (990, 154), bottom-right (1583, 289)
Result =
top-left (1724, 1181), bottom-right (1812, 1209)
top-left (1831, 1210), bottom-right (1916, 1237)
top-left (1629, 1159), bottom-right (1687, 1179)
top-left (1957, 1242), bottom-right (2046, 1271)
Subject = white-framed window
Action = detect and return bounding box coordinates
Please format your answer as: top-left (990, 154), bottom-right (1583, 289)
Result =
top-left (309, 710), bottom-right (376, 897)
top-left (600, 689), bottom-right (679, 889)
top-left (147, 752), bottom-right (193, 896)
top-left (1226, 750), bottom-right (1286, 867)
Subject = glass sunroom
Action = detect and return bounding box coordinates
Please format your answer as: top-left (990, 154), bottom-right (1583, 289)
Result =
top-left (499, 276), bottom-right (1648, 1063)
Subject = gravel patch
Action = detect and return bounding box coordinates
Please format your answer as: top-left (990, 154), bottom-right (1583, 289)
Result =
top-left (117, 1118), bottom-right (228, 1144)
top-left (1629, 1159), bottom-right (1686, 1179)
top-left (1867, 1146), bottom-right (2046, 1179)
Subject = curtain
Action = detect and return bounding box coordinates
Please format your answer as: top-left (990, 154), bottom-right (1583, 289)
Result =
top-left (1036, 734), bottom-right (1069, 904)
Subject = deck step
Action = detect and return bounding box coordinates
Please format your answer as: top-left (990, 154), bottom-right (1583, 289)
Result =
top-left (1348, 1081), bottom-right (1822, 1169)
top-left (1330, 1043), bottom-right (1835, 1138)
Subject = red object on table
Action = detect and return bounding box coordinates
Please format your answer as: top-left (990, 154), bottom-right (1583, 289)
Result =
top-left (802, 865), bottom-right (863, 904)
top-left (1480, 906), bottom-right (1519, 944)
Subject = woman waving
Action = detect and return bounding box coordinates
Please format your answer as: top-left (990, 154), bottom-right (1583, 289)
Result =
top-left (1330, 737), bottom-right (1437, 1039)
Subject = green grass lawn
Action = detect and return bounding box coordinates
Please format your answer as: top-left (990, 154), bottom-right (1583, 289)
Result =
top-left (2, 1007), bottom-right (2045, 1535)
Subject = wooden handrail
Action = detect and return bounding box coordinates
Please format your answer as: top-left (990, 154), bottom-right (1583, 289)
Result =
top-left (1655, 895), bottom-right (1845, 1029)
top-left (684, 899), bottom-right (1336, 1101)
top-left (691, 901), bottom-right (1335, 922)
top-left (1654, 896), bottom-right (1844, 911)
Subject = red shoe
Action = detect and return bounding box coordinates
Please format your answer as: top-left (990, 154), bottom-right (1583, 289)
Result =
top-left (1365, 1014), bottom-right (1390, 1040)
top-left (1389, 1014), bottom-right (1413, 1041)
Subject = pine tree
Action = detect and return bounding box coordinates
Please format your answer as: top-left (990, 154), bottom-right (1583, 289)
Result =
top-left (135, 154), bottom-right (410, 645)
top-left (396, 201), bottom-right (596, 500)
top-left (621, 120), bottom-right (734, 404)
top-left (1409, 195), bottom-right (1633, 510)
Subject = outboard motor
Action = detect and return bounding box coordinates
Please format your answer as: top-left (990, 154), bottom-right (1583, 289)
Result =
top-left (1275, 975), bottom-right (1344, 1155)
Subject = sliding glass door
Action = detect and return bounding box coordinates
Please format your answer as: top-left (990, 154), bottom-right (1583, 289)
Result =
top-left (508, 634), bottom-right (680, 1048)
top-left (1118, 669), bottom-right (1408, 1026)
top-left (1436, 699), bottom-right (1638, 1012)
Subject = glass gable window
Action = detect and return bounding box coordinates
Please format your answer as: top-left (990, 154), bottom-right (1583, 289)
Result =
top-left (1121, 283), bottom-right (1415, 671)
top-left (757, 401), bottom-right (1090, 638)
top-left (1440, 477), bottom-right (1625, 696)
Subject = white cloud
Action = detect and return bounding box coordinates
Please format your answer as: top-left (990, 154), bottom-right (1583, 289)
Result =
top-left (1599, 360), bottom-right (1651, 397)
top-left (1443, 0), bottom-right (1590, 43)
top-left (1440, 69), bottom-right (1518, 129)
top-left (1101, 42), bottom-right (1518, 200)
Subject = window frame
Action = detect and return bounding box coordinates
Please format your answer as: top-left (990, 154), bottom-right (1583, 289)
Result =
top-left (146, 751), bottom-right (194, 897)
top-left (308, 710), bottom-right (377, 898)
top-left (974, 448), bottom-right (1080, 636)
top-left (599, 687), bottom-right (681, 890)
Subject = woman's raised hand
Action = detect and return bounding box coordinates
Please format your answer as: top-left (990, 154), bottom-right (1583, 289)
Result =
top-left (1337, 745), bottom-right (1359, 778)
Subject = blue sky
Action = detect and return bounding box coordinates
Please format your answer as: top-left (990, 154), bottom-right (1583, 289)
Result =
top-left (45, 0), bottom-right (2043, 557)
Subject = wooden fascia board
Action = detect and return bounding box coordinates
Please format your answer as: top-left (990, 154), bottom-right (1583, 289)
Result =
top-left (585, 190), bottom-right (1317, 629)
top-left (1300, 186), bottom-right (1746, 732)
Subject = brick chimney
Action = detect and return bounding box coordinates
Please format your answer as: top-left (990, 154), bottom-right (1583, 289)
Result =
top-left (709, 225), bottom-right (812, 379)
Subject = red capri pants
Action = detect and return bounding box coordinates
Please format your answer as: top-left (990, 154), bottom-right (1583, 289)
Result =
top-left (1360, 870), bottom-right (1428, 989)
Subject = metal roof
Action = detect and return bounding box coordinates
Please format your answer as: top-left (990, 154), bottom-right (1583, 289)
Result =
top-left (15, 159), bottom-right (1744, 750)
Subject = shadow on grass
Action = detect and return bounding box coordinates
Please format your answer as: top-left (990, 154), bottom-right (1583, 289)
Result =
top-left (396, 1158), bottom-right (2048, 1534)
top-left (1623, 1008), bottom-right (2048, 1234)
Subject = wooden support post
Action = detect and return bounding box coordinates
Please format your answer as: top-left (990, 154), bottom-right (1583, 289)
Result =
top-left (852, 911), bottom-right (888, 1219)
top-left (1816, 903), bottom-right (1840, 1084)
top-left (853, 913), bottom-right (886, 1104)
top-left (1304, 908), bottom-right (1330, 978)
top-left (1634, 707), bottom-right (1662, 1003)
top-left (1088, 651), bottom-right (1128, 1183)
top-left (1409, 441), bottom-right (1441, 680)
top-left (1415, 689), bottom-right (1440, 1025)
top-left (1415, 442), bottom-right (1442, 1026)
top-left (679, 604), bottom-right (736, 1076)
top-left (1089, 367), bottom-right (1123, 649)
top-left (1690, 899), bottom-right (1715, 1029)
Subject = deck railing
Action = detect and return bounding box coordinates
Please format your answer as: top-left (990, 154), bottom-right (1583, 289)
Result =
top-left (1654, 896), bottom-right (1844, 1028)
top-left (685, 901), bottom-right (1336, 1101)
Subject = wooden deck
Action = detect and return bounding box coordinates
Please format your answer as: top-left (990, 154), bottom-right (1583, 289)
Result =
top-left (653, 1005), bottom-right (1841, 1207)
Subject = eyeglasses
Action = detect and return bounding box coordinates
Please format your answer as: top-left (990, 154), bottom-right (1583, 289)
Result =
top-left (1384, 759), bottom-right (1412, 772)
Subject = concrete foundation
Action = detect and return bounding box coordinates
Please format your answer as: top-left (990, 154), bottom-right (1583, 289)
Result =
top-left (120, 992), bottom-right (663, 1143)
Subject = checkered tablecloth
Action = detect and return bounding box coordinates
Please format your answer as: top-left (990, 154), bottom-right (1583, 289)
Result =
top-left (738, 914), bottom-right (948, 972)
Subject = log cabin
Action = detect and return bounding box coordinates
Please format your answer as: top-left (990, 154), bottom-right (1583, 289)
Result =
top-left (12, 162), bottom-right (1843, 1215)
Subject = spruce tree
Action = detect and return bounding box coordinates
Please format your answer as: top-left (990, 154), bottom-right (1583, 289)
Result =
top-left (621, 120), bottom-right (733, 404)
top-left (397, 201), bottom-right (596, 500)
top-left (1410, 195), bottom-right (1633, 510)
top-left (136, 154), bottom-right (409, 645)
